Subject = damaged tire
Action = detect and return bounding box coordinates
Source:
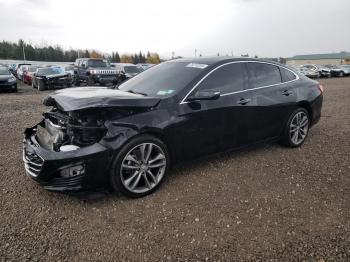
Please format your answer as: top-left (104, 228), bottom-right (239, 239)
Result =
top-left (110, 135), bottom-right (170, 198)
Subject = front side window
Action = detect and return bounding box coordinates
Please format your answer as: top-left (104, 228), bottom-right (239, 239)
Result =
top-left (247, 63), bottom-right (281, 88)
top-left (195, 63), bottom-right (246, 94)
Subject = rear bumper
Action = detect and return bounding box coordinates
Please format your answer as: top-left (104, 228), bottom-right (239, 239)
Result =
top-left (23, 125), bottom-right (112, 192)
top-left (310, 93), bottom-right (323, 127)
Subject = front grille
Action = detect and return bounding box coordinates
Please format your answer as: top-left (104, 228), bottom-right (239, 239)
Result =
top-left (98, 70), bottom-right (116, 75)
top-left (23, 149), bottom-right (44, 177)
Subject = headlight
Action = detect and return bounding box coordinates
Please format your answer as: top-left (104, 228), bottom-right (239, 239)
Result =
top-left (90, 70), bottom-right (97, 75)
top-left (8, 76), bottom-right (16, 82)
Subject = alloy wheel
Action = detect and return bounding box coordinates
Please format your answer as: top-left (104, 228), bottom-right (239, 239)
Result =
top-left (120, 143), bottom-right (167, 194)
top-left (289, 111), bottom-right (309, 145)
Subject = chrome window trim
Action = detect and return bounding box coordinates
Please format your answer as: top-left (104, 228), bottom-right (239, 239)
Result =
top-left (180, 60), bottom-right (299, 104)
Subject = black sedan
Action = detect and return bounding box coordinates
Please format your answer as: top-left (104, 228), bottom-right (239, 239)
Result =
top-left (0, 66), bottom-right (17, 92)
top-left (23, 57), bottom-right (323, 197)
top-left (32, 67), bottom-right (72, 91)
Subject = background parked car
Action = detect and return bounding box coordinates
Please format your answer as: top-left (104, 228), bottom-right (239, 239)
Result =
top-left (136, 63), bottom-right (155, 70)
top-left (300, 64), bottom-right (320, 78)
top-left (23, 65), bottom-right (39, 85)
top-left (0, 66), bottom-right (17, 92)
top-left (113, 63), bottom-right (144, 79)
top-left (74, 58), bottom-right (120, 86)
top-left (330, 65), bottom-right (350, 77)
top-left (316, 65), bottom-right (331, 77)
top-left (63, 65), bottom-right (76, 85)
top-left (16, 64), bottom-right (31, 81)
top-left (32, 66), bottom-right (72, 91)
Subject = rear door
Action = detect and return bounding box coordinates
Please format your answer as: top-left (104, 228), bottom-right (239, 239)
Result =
top-left (236, 62), bottom-right (296, 145)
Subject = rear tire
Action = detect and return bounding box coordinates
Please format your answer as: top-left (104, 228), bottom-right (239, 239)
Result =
top-left (110, 135), bottom-right (170, 198)
top-left (280, 108), bottom-right (310, 148)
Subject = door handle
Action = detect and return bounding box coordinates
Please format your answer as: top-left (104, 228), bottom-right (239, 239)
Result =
top-left (237, 98), bottom-right (251, 105)
top-left (282, 90), bottom-right (293, 96)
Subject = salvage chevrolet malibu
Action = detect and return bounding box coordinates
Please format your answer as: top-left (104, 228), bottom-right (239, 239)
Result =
top-left (23, 57), bottom-right (323, 197)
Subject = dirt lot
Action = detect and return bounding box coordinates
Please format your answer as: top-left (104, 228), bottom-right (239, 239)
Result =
top-left (0, 78), bottom-right (349, 261)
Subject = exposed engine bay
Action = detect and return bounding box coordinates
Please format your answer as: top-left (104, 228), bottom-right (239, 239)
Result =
top-left (36, 108), bottom-right (108, 151)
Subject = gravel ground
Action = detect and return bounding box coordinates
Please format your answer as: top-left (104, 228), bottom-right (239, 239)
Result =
top-left (0, 78), bottom-right (349, 261)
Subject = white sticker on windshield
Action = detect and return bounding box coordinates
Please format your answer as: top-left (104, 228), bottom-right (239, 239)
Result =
top-left (186, 63), bottom-right (208, 69)
top-left (157, 89), bottom-right (175, 95)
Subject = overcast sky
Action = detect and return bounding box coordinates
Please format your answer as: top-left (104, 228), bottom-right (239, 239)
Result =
top-left (0, 0), bottom-right (349, 58)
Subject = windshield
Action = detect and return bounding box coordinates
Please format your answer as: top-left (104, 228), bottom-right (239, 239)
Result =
top-left (37, 67), bottom-right (64, 75)
top-left (0, 68), bottom-right (10, 75)
top-left (118, 61), bottom-right (206, 97)
top-left (340, 65), bottom-right (350, 68)
top-left (87, 60), bottom-right (108, 67)
top-left (124, 66), bottom-right (142, 74)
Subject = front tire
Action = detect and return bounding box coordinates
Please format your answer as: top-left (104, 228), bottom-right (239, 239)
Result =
top-left (339, 71), bottom-right (344, 77)
top-left (110, 135), bottom-right (170, 198)
top-left (281, 108), bottom-right (310, 147)
top-left (37, 80), bottom-right (46, 91)
top-left (87, 75), bottom-right (95, 86)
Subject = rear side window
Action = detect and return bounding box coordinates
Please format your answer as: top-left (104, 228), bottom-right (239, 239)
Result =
top-left (247, 63), bottom-right (281, 88)
top-left (280, 67), bottom-right (296, 82)
top-left (196, 63), bottom-right (246, 94)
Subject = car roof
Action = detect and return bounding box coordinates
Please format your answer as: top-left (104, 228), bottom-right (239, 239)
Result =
top-left (170, 57), bottom-right (283, 67)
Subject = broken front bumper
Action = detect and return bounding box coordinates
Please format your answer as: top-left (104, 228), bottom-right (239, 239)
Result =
top-left (23, 125), bottom-right (112, 191)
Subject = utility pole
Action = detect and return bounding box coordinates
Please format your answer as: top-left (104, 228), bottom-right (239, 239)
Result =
top-left (195, 49), bottom-right (197, 57)
top-left (22, 43), bottom-right (26, 62)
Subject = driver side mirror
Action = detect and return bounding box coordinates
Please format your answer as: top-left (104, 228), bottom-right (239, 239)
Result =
top-left (186, 90), bottom-right (220, 102)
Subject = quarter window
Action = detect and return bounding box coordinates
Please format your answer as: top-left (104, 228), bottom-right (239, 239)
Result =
top-left (247, 63), bottom-right (281, 88)
top-left (196, 63), bottom-right (246, 94)
top-left (280, 67), bottom-right (296, 82)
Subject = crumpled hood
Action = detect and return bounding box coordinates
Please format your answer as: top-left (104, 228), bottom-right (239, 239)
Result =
top-left (43, 86), bottom-right (161, 112)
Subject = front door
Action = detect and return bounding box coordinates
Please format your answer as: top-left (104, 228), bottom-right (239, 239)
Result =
top-left (175, 62), bottom-right (248, 160)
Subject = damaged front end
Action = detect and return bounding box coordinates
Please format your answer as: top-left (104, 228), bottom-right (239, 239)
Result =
top-left (23, 87), bottom-right (161, 192)
top-left (23, 107), bottom-right (114, 191)
top-left (37, 108), bottom-right (107, 151)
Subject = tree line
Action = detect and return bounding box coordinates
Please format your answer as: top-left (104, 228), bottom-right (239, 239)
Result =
top-left (0, 39), bottom-right (161, 64)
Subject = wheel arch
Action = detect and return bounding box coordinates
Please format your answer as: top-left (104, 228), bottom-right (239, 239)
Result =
top-left (139, 130), bottom-right (174, 168)
top-left (296, 101), bottom-right (313, 124)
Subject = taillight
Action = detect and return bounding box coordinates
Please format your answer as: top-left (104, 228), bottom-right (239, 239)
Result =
top-left (317, 84), bottom-right (324, 93)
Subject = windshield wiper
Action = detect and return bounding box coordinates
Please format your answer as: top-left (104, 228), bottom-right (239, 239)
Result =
top-left (127, 90), bottom-right (148, 96)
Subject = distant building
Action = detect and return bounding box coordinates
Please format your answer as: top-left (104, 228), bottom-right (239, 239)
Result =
top-left (287, 52), bottom-right (350, 66)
